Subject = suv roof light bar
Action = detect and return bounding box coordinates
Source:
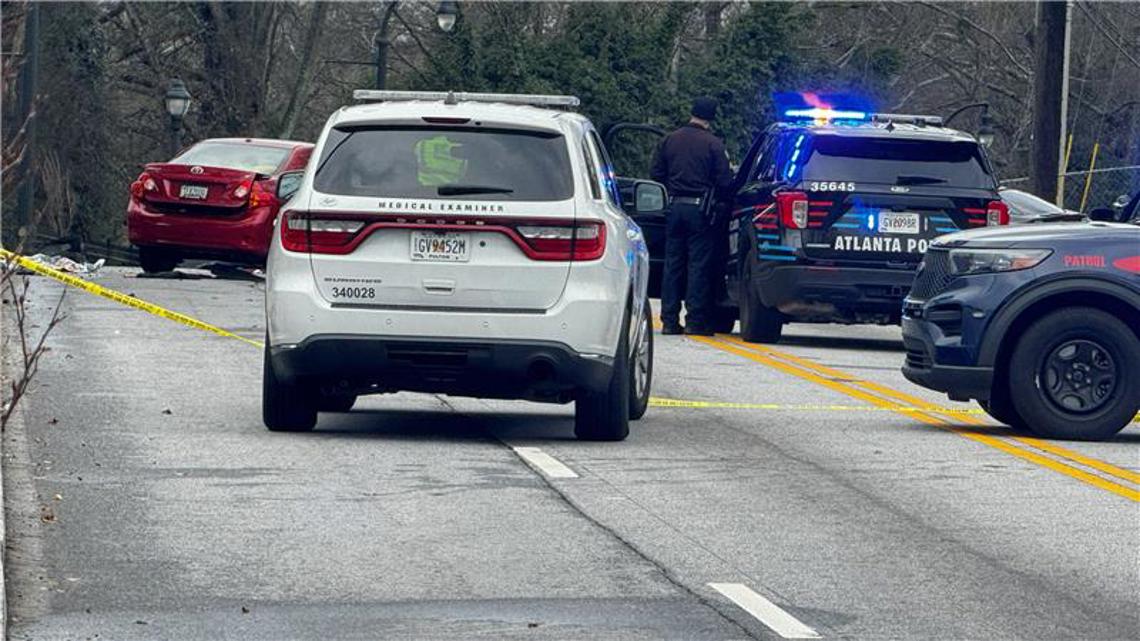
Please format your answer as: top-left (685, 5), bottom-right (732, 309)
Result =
top-left (352, 90), bottom-right (581, 108)
top-left (871, 113), bottom-right (944, 127)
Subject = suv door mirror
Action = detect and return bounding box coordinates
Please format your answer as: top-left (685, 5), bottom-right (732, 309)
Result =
top-left (630, 180), bottom-right (667, 216)
top-left (277, 171), bottom-right (304, 202)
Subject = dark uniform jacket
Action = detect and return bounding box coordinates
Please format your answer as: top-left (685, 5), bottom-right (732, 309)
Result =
top-left (650, 123), bottom-right (734, 198)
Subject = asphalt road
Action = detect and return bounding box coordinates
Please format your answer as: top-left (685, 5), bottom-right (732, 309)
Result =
top-left (4, 268), bottom-right (1138, 640)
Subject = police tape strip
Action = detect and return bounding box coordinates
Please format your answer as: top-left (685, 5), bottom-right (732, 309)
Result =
top-left (649, 397), bottom-right (987, 414)
top-left (1, 249), bottom-right (264, 349)
top-left (6, 249), bottom-right (1135, 422)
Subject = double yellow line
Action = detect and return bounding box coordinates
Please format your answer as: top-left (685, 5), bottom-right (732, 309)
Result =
top-left (689, 333), bottom-right (1140, 503)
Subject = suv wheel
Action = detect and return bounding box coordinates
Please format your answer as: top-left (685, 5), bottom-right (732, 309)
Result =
top-left (263, 340), bottom-right (318, 432)
top-left (978, 381), bottom-right (1026, 431)
top-left (138, 246), bottom-right (180, 273)
top-left (1009, 307), bottom-right (1139, 441)
top-left (739, 279), bottom-right (782, 343)
top-left (575, 302), bottom-right (632, 441)
top-left (629, 296), bottom-right (653, 421)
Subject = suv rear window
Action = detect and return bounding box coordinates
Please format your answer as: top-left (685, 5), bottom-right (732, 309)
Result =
top-left (801, 136), bottom-right (994, 189)
top-left (314, 127), bottom-right (574, 201)
top-left (173, 142), bottom-right (289, 174)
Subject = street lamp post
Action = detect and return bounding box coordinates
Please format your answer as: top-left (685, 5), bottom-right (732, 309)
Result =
top-left (945, 102), bottom-right (994, 149)
top-left (164, 79), bottom-right (191, 157)
top-left (436, 1), bottom-right (458, 32)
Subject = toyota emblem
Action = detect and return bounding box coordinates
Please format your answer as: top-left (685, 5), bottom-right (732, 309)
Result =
top-left (190, 166), bottom-right (204, 175)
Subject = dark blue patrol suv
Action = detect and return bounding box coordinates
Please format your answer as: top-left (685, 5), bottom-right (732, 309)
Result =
top-left (724, 108), bottom-right (1008, 343)
top-left (902, 217), bottom-right (1140, 440)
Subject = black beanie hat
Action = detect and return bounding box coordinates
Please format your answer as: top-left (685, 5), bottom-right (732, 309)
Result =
top-left (691, 96), bottom-right (718, 121)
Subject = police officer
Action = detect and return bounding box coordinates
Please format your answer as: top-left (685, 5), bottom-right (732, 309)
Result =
top-left (651, 96), bottom-right (733, 336)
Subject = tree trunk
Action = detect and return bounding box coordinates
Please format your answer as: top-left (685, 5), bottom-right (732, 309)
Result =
top-left (1030, 1), bottom-right (1069, 204)
top-left (278, 3), bottom-right (329, 139)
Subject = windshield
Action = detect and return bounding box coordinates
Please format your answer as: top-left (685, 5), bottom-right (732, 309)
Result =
top-left (801, 136), bottom-right (994, 189)
top-left (313, 126), bottom-right (574, 201)
top-left (173, 142), bottom-right (289, 174)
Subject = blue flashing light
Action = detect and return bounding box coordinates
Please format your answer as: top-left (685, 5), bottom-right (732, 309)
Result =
top-left (784, 107), bottom-right (868, 122)
top-left (794, 134), bottom-right (805, 149)
top-left (790, 148), bottom-right (801, 163)
top-left (785, 162), bottom-right (797, 180)
top-left (866, 213), bottom-right (875, 230)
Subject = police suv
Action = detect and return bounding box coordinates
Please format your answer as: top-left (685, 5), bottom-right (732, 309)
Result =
top-left (725, 108), bottom-right (1008, 343)
top-left (263, 91), bottom-right (660, 440)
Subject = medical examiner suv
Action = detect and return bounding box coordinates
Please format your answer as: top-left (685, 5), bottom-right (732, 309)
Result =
top-left (263, 91), bottom-right (660, 440)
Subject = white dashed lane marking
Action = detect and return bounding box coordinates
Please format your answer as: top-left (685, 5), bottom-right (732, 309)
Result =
top-left (708, 582), bottom-right (821, 639)
top-left (512, 446), bottom-right (579, 479)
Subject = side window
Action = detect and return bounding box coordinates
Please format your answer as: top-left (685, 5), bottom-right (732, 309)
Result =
top-left (587, 130), bottom-right (622, 207)
top-left (581, 136), bottom-right (602, 200)
top-left (754, 135), bottom-right (780, 183)
top-left (588, 130), bottom-right (624, 207)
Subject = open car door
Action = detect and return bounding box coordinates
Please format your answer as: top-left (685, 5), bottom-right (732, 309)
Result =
top-left (603, 123), bottom-right (668, 297)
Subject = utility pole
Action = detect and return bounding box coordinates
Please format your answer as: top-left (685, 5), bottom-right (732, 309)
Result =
top-left (14, 2), bottom-right (41, 236)
top-left (1030, 0), bottom-right (1071, 205)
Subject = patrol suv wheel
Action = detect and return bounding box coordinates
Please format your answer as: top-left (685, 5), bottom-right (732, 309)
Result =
top-left (262, 342), bottom-right (318, 432)
top-left (739, 281), bottom-right (783, 343)
top-left (629, 297), bottom-right (653, 421)
top-left (978, 383), bottom-right (1027, 431)
top-left (138, 246), bottom-right (179, 274)
top-left (1009, 308), bottom-right (1139, 441)
top-left (575, 303), bottom-right (632, 441)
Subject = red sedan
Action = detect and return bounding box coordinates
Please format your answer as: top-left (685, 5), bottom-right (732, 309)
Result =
top-left (127, 138), bottom-right (313, 273)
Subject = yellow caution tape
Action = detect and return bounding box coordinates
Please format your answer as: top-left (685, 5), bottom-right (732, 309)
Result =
top-left (1, 249), bottom-right (263, 348)
top-left (649, 397), bottom-right (986, 414)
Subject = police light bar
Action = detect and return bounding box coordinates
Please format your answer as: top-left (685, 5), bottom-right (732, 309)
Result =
top-left (871, 113), bottom-right (944, 127)
top-left (352, 90), bottom-right (580, 108)
top-left (783, 107), bottom-right (868, 121)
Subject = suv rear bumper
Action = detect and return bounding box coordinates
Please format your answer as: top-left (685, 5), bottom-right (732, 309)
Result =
top-left (270, 335), bottom-right (613, 402)
top-left (754, 264), bottom-right (915, 320)
top-left (901, 316), bottom-right (992, 401)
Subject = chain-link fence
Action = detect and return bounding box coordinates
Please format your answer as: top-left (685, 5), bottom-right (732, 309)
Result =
top-left (1001, 165), bottom-right (1139, 213)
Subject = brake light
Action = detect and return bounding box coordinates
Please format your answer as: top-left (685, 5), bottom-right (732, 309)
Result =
top-left (986, 200), bottom-right (1010, 226)
top-left (249, 180), bottom-right (275, 208)
top-left (280, 212), bottom-right (366, 254)
top-left (233, 180), bottom-right (251, 199)
top-left (777, 191), bottom-right (809, 229)
top-left (130, 173), bottom-right (158, 199)
top-left (516, 221), bottom-right (606, 261)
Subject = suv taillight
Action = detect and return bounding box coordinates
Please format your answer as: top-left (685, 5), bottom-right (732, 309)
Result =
top-left (986, 200), bottom-right (1010, 226)
top-left (130, 173), bottom-right (158, 200)
top-left (281, 212), bottom-right (365, 254)
top-left (516, 221), bottom-right (606, 261)
top-left (776, 191), bottom-right (809, 229)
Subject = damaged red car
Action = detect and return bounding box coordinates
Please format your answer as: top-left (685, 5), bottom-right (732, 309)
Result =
top-left (127, 138), bottom-right (313, 273)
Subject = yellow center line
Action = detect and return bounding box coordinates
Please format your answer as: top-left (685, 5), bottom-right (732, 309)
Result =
top-left (718, 335), bottom-right (1140, 488)
top-left (691, 334), bottom-right (1140, 502)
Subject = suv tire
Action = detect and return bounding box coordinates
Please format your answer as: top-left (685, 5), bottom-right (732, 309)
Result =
top-left (263, 341), bottom-right (318, 432)
top-left (629, 296), bottom-right (653, 421)
top-left (1009, 307), bottom-right (1139, 441)
top-left (575, 302), bottom-right (632, 441)
top-left (739, 279), bottom-right (783, 343)
top-left (138, 246), bottom-right (180, 274)
top-left (978, 383), bottom-right (1027, 431)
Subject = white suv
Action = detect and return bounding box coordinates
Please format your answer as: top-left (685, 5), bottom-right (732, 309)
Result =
top-left (263, 91), bottom-right (660, 440)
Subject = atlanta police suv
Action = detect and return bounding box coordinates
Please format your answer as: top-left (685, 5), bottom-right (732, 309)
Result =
top-left (903, 219), bottom-right (1140, 441)
top-left (263, 91), bottom-right (658, 440)
top-left (725, 106), bottom-right (1008, 343)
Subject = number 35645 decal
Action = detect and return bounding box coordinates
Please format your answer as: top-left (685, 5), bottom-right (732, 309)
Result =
top-left (808, 181), bottom-right (856, 192)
